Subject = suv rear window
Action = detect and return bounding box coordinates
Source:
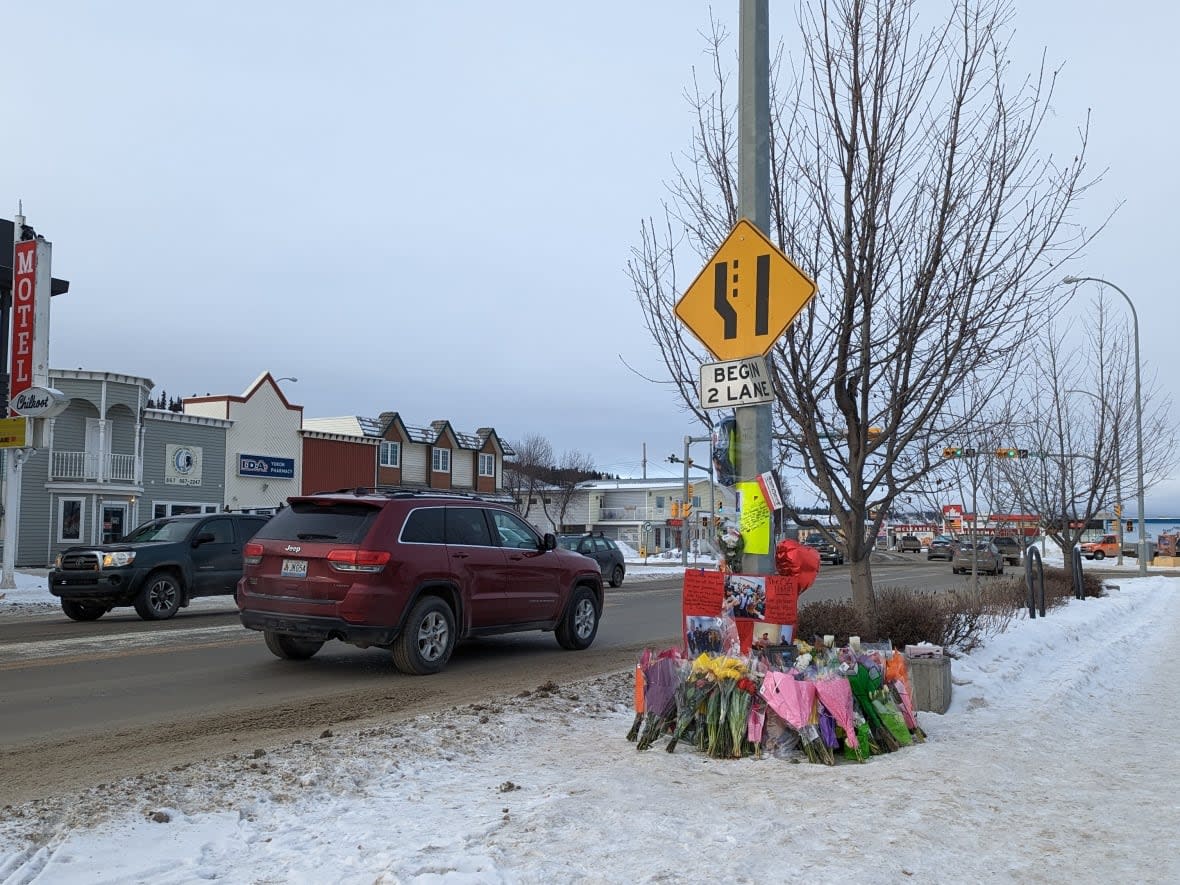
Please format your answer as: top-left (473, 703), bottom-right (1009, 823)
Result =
top-left (254, 501), bottom-right (379, 544)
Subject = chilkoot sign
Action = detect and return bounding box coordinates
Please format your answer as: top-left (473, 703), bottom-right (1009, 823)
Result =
top-left (9, 386), bottom-right (68, 418)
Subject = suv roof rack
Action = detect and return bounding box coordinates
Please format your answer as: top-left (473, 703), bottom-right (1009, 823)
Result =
top-left (309, 486), bottom-right (497, 502)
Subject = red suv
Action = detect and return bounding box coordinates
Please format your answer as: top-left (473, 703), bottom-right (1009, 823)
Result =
top-left (236, 490), bottom-right (604, 674)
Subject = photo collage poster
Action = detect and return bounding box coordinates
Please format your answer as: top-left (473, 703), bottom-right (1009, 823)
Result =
top-left (681, 569), bottom-right (799, 654)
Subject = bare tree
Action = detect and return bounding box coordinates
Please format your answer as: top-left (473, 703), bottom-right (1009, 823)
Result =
top-left (996, 295), bottom-right (1175, 576)
top-left (629, 0), bottom-right (1100, 610)
top-left (544, 450), bottom-right (596, 532)
top-left (504, 434), bottom-right (554, 519)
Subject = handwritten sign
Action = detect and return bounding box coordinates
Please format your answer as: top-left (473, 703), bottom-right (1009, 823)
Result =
top-left (736, 480), bottom-right (772, 554)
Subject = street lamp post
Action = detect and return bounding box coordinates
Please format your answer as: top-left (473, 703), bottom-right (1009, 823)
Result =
top-left (1062, 276), bottom-right (1147, 575)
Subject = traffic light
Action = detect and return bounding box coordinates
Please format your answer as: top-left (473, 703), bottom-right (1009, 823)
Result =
top-left (687, 483), bottom-right (695, 499)
top-left (943, 447), bottom-right (963, 458)
top-left (1114, 503), bottom-right (1123, 517)
top-left (1127, 520), bottom-right (1134, 533)
top-left (670, 501), bottom-right (680, 518)
top-left (994, 448), bottom-right (1029, 459)
top-left (683, 496), bottom-right (693, 519)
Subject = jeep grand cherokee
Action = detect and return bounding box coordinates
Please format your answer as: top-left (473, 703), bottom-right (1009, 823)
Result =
top-left (236, 490), bottom-right (604, 675)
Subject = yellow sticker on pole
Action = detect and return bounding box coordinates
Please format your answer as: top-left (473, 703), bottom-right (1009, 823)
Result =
top-left (737, 480), bottom-right (772, 555)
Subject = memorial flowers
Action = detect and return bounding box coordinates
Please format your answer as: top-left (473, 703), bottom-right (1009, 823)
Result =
top-left (625, 641), bottom-right (926, 766)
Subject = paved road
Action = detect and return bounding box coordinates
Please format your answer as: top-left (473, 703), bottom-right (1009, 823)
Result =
top-left (0, 553), bottom-right (1125, 803)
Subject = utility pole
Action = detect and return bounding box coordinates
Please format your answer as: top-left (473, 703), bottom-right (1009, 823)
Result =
top-left (736, 0), bottom-right (772, 575)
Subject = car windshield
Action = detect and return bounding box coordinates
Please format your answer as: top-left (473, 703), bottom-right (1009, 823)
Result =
top-left (121, 518), bottom-right (197, 543)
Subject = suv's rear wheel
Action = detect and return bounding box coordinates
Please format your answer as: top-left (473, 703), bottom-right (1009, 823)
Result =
top-left (555, 586), bottom-right (599, 650)
top-left (609, 565), bottom-right (624, 588)
top-left (263, 631), bottom-right (324, 661)
top-left (1093, 550), bottom-right (1105, 560)
top-left (60, 599), bottom-right (106, 621)
top-left (392, 597), bottom-right (455, 675)
top-left (133, 571), bottom-right (182, 620)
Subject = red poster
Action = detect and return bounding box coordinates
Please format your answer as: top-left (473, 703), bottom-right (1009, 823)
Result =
top-left (680, 569), bottom-right (798, 654)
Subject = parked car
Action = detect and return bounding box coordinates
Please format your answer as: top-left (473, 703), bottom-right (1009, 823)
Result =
top-left (803, 533), bottom-right (845, 566)
top-left (558, 532), bottom-right (626, 587)
top-left (1080, 534), bottom-right (1121, 560)
top-left (897, 534), bottom-right (921, 553)
top-left (49, 512), bottom-right (271, 621)
top-left (236, 490), bottom-right (604, 675)
top-left (992, 536), bottom-right (1024, 566)
top-left (926, 537), bottom-right (955, 561)
top-left (952, 540), bottom-right (1004, 576)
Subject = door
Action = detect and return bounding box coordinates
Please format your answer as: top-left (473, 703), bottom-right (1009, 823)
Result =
top-left (444, 507), bottom-right (510, 629)
top-left (491, 510), bottom-right (563, 623)
top-left (101, 505), bottom-right (127, 544)
top-left (189, 517), bottom-right (241, 596)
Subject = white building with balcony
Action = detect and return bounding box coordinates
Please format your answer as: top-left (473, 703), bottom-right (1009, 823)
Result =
top-left (516, 477), bottom-right (735, 554)
top-left (9, 370), bottom-right (233, 567)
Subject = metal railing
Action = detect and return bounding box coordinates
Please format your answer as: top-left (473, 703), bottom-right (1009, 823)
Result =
top-left (1024, 544), bottom-right (1087, 620)
top-left (49, 451), bottom-right (138, 483)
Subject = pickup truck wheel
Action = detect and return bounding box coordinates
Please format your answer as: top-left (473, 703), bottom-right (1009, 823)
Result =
top-left (263, 631), bottom-right (324, 661)
top-left (133, 571), bottom-right (182, 620)
top-left (60, 599), bottom-right (106, 621)
top-left (1093, 550), bottom-right (1105, 560)
top-left (392, 597), bottom-right (455, 675)
top-left (556, 586), bottom-right (599, 650)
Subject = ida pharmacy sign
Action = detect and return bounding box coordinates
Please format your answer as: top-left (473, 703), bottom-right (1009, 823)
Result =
top-left (10, 238), bottom-right (53, 414)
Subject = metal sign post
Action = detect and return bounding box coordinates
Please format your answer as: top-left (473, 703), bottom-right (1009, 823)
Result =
top-left (2, 211), bottom-right (52, 588)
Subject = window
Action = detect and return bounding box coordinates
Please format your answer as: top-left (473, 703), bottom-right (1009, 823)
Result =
top-left (432, 447), bottom-right (451, 473)
top-left (201, 518), bottom-right (234, 544)
top-left (478, 453), bottom-right (495, 476)
top-left (379, 441), bottom-right (401, 468)
top-left (401, 507), bottom-right (446, 544)
top-left (656, 496), bottom-right (665, 509)
top-left (445, 507), bottom-right (491, 546)
top-left (489, 510), bottom-right (539, 549)
top-left (153, 502), bottom-right (220, 519)
top-left (59, 498), bottom-right (84, 542)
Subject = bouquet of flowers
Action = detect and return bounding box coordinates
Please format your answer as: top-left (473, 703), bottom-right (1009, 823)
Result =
top-left (885, 651), bottom-right (926, 742)
top-left (716, 520), bottom-right (745, 574)
top-left (760, 671), bottom-right (834, 765)
top-left (814, 674), bottom-right (860, 758)
top-left (666, 654), bottom-right (715, 753)
top-left (636, 653), bottom-right (685, 751)
top-left (847, 657), bottom-right (904, 752)
top-left (664, 654), bottom-right (760, 758)
top-left (625, 649), bottom-right (652, 741)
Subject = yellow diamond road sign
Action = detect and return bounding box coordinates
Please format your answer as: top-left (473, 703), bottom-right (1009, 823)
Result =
top-left (675, 219), bottom-right (817, 361)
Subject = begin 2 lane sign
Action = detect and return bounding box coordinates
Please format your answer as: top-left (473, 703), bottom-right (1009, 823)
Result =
top-left (700, 357), bottom-right (774, 409)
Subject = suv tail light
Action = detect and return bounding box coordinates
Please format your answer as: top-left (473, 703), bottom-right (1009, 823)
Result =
top-left (326, 549), bottom-right (391, 573)
top-left (244, 541), bottom-right (263, 566)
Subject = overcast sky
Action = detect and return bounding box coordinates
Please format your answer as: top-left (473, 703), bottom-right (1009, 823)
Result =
top-left (8, 1), bottom-right (1179, 511)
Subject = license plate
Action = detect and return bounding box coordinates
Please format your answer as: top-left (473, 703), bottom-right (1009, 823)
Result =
top-left (281, 558), bottom-right (308, 578)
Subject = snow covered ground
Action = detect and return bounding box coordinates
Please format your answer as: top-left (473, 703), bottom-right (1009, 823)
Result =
top-left (3, 555), bottom-right (1179, 883)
